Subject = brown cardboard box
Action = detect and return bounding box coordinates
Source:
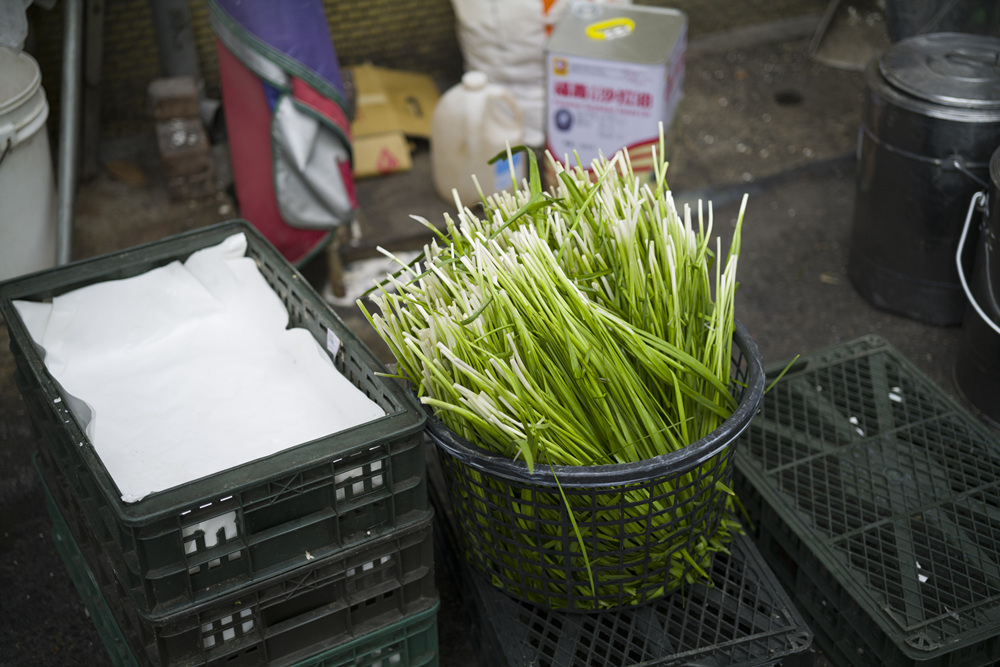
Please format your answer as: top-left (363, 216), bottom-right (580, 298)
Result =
top-left (347, 64), bottom-right (440, 178)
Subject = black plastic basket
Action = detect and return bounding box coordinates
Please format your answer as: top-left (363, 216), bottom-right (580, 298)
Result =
top-left (427, 321), bottom-right (765, 612)
top-left (0, 220), bottom-right (430, 617)
top-left (735, 335), bottom-right (1000, 666)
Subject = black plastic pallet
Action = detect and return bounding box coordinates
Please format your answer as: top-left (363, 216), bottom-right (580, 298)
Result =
top-left (735, 335), bottom-right (1000, 666)
top-left (465, 531), bottom-right (813, 667)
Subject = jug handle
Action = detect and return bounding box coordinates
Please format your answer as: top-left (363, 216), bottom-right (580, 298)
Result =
top-left (465, 97), bottom-right (480, 184)
top-left (956, 191), bottom-right (1000, 336)
top-left (481, 89), bottom-right (523, 187)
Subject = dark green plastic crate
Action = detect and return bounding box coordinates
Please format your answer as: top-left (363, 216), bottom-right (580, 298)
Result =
top-left (734, 335), bottom-right (1000, 667)
top-left (288, 602), bottom-right (438, 667)
top-left (45, 465), bottom-right (136, 665)
top-left (1, 221), bottom-right (429, 617)
top-left (39, 452), bottom-right (439, 666)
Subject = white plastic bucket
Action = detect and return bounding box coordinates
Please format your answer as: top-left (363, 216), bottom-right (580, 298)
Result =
top-left (431, 70), bottom-right (525, 207)
top-left (0, 46), bottom-right (57, 281)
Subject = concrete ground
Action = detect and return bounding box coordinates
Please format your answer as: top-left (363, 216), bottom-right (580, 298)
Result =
top-left (2, 9), bottom-right (996, 666)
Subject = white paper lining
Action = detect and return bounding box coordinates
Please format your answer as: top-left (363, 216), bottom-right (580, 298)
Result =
top-left (15, 233), bottom-right (385, 503)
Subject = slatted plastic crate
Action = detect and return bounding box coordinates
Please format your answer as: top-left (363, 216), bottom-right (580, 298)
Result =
top-left (1, 221), bottom-right (430, 616)
top-left (734, 336), bottom-right (1000, 667)
top-left (39, 452), bottom-right (439, 666)
top-left (294, 604), bottom-right (438, 667)
top-left (45, 461), bottom-right (136, 666)
top-left (424, 441), bottom-right (813, 667)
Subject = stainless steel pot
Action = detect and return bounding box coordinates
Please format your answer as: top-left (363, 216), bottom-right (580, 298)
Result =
top-left (848, 33), bottom-right (1000, 326)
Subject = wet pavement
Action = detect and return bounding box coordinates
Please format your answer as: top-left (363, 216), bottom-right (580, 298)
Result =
top-left (2, 11), bottom-right (996, 666)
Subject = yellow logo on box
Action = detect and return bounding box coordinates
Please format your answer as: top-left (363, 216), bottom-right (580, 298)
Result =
top-left (552, 57), bottom-right (569, 76)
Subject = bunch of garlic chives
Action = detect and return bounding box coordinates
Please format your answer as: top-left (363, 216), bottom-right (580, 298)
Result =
top-left (361, 129), bottom-right (749, 606)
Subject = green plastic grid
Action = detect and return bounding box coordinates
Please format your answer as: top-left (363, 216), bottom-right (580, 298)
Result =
top-left (735, 335), bottom-right (1000, 666)
top-left (1, 220), bottom-right (429, 617)
top-left (41, 453), bottom-right (440, 667)
top-left (38, 451), bottom-right (438, 666)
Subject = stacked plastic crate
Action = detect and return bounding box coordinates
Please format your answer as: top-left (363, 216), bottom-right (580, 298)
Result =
top-left (1, 221), bottom-right (439, 666)
top-left (735, 337), bottom-right (1000, 666)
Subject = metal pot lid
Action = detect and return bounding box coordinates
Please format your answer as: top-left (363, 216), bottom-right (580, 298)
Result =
top-left (879, 33), bottom-right (1000, 109)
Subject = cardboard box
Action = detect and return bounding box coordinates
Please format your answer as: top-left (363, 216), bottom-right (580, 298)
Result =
top-left (347, 64), bottom-right (440, 178)
top-left (545, 4), bottom-right (687, 177)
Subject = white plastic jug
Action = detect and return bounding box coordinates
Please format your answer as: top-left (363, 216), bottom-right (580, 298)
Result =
top-left (431, 71), bottom-right (526, 207)
top-left (0, 46), bottom-right (56, 281)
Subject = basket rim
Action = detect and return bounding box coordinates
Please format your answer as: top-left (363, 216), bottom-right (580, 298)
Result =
top-left (426, 320), bottom-right (765, 488)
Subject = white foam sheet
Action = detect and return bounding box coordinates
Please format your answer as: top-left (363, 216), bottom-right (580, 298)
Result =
top-left (14, 233), bottom-right (386, 503)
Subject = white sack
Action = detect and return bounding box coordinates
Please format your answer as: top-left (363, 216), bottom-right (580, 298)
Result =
top-left (450, 0), bottom-right (632, 148)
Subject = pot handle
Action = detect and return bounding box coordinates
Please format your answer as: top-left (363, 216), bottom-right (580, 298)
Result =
top-left (956, 190), bottom-right (1000, 336)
